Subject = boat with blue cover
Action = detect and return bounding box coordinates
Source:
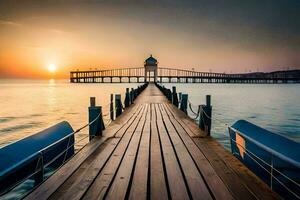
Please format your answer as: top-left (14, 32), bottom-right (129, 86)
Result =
top-left (228, 120), bottom-right (300, 199)
top-left (0, 121), bottom-right (75, 198)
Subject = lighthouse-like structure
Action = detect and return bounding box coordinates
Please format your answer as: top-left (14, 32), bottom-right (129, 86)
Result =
top-left (144, 55), bottom-right (158, 83)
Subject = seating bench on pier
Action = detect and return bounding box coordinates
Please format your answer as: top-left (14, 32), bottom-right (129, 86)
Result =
top-left (24, 84), bottom-right (281, 200)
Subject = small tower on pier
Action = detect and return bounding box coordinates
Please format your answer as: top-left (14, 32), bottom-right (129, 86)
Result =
top-left (144, 55), bottom-right (158, 83)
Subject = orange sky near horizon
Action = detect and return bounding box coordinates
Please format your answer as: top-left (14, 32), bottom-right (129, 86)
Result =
top-left (0, 1), bottom-right (299, 79)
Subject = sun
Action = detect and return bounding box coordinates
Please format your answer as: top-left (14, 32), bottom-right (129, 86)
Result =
top-left (48, 64), bottom-right (57, 73)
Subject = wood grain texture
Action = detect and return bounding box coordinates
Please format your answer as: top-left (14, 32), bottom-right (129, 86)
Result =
top-left (163, 103), bottom-right (234, 200)
top-left (27, 84), bottom-right (281, 200)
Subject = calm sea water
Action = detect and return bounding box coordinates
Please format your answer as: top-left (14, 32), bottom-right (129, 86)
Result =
top-left (163, 83), bottom-right (300, 149)
top-left (1, 80), bottom-right (300, 151)
top-left (0, 79), bottom-right (139, 150)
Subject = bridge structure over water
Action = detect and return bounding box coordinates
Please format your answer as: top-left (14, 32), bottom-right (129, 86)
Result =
top-left (70, 67), bottom-right (300, 84)
top-left (70, 55), bottom-right (300, 83)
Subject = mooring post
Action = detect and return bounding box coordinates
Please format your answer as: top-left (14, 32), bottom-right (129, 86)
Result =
top-left (164, 87), bottom-right (167, 97)
top-left (115, 94), bottom-right (123, 117)
top-left (89, 97), bottom-right (104, 140)
top-left (134, 87), bottom-right (137, 99)
top-left (180, 94), bottom-right (188, 114)
top-left (125, 88), bottom-right (130, 108)
top-left (90, 97), bottom-right (96, 107)
top-left (206, 95), bottom-right (211, 107)
top-left (167, 89), bottom-right (172, 101)
top-left (199, 95), bottom-right (212, 136)
top-left (172, 86), bottom-right (179, 107)
top-left (110, 94), bottom-right (114, 121)
top-left (131, 88), bottom-right (134, 104)
top-left (179, 92), bottom-right (182, 107)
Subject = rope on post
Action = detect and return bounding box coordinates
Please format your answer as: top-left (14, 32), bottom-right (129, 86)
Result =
top-left (179, 92), bottom-right (182, 107)
top-left (156, 82), bottom-right (214, 137)
top-left (89, 97), bottom-right (105, 141)
top-left (188, 103), bottom-right (201, 119)
top-left (180, 94), bottom-right (188, 114)
top-left (198, 95), bottom-right (212, 136)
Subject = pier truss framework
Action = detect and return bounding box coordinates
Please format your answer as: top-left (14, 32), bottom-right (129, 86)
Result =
top-left (70, 67), bottom-right (300, 83)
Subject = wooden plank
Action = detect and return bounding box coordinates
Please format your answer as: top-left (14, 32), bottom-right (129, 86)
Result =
top-left (24, 104), bottom-right (143, 200)
top-left (49, 138), bottom-right (118, 200)
top-left (205, 138), bottom-right (281, 200)
top-left (149, 103), bottom-right (168, 200)
top-left (158, 104), bottom-right (212, 200)
top-left (27, 84), bottom-right (280, 200)
top-left (154, 103), bottom-right (190, 200)
top-left (82, 104), bottom-right (147, 200)
top-left (165, 104), bottom-right (257, 200)
top-left (166, 103), bottom-right (204, 137)
top-left (151, 103), bottom-right (157, 124)
top-left (163, 103), bottom-right (234, 200)
top-left (48, 105), bottom-right (145, 200)
top-left (105, 104), bottom-right (149, 199)
top-left (128, 104), bottom-right (151, 200)
top-left (193, 138), bottom-right (257, 200)
top-left (166, 103), bottom-right (280, 199)
top-left (135, 84), bottom-right (168, 104)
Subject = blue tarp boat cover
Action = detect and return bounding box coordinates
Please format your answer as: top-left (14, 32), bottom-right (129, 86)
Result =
top-left (0, 121), bottom-right (74, 194)
top-left (231, 120), bottom-right (300, 165)
top-left (229, 120), bottom-right (300, 199)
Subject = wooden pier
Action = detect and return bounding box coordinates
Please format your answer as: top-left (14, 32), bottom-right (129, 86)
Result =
top-left (70, 67), bottom-right (300, 84)
top-left (25, 84), bottom-right (281, 200)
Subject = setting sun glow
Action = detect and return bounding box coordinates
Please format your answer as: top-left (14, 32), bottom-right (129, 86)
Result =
top-left (48, 64), bottom-right (57, 73)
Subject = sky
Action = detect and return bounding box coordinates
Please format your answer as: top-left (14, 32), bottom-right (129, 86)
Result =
top-left (0, 0), bottom-right (299, 79)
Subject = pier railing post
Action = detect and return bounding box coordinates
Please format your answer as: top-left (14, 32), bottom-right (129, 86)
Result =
top-left (134, 88), bottom-right (137, 99)
top-left (125, 88), bottom-right (130, 108)
top-left (199, 95), bottom-right (212, 136)
top-left (172, 86), bottom-right (179, 107)
top-left (110, 94), bottom-right (114, 121)
top-left (90, 97), bottom-right (96, 107)
top-left (180, 94), bottom-right (188, 114)
top-left (167, 89), bottom-right (172, 101)
top-left (131, 88), bottom-right (134, 104)
top-left (89, 97), bottom-right (104, 141)
top-left (115, 94), bottom-right (123, 117)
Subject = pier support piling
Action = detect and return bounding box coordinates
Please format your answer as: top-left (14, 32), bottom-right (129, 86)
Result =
top-left (172, 86), bottom-right (179, 107)
top-left (89, 97), bottom-right (104, 140)
top-left (179, 92), bottom-right (182, 104)
top-left (110, 94), bottom-right (114, 121)
top-left (199, 95), bottom-right (212, 136)
top-left (115, 94), bottom-right (123, 117)
top-left (180, 94), bottom-right (188, 114)
top-left (125, 88), bottom-right (130, 108)
top-left (130, 88), bottom-right (134, 104)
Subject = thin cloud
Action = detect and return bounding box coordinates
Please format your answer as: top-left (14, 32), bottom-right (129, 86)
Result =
top-left (49, 28), bottom-right (66, 34)
top-left (0, 19), bottom-right (22, 27)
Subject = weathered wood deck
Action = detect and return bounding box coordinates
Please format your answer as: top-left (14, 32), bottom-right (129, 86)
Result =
top-left (25, 84), bottom-right (281, 200)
